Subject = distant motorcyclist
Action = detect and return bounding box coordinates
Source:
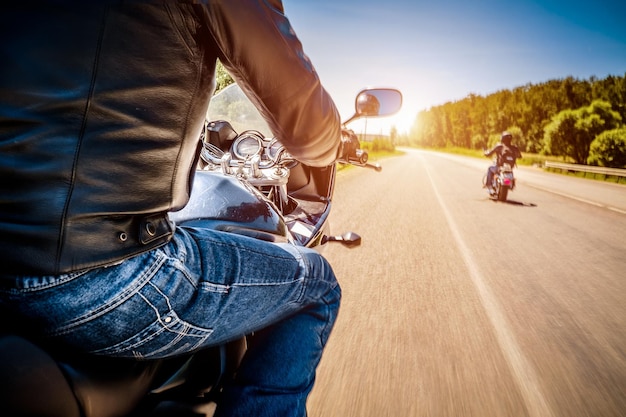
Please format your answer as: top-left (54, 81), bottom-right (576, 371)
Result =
top-left (484, 131), bottom-right (522, 195)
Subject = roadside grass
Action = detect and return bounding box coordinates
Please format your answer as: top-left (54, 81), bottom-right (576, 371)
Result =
top-left (338, 145), bottom-right (626, 184)
top-left (422, 146), bottom-right (570, 167)
top-left (337, 148), bottom-right (404, 171)
top-left (411, 146), bottom-right (626, 184)
top-left (543, 167), bottom-right (626, 184)
top-left (365, 149), bottom-right (405, 160)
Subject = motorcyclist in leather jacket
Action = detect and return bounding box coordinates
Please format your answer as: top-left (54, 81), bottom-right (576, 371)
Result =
top-left (484, 131), bottom-right (522, 195)
top-left (0, 1), bottom-right (342, 415)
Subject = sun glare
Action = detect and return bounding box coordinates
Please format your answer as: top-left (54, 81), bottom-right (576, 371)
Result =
top-left (347, 108), bottom-right (415, 137)
top-left (390, 107), bottom-right (416, 135)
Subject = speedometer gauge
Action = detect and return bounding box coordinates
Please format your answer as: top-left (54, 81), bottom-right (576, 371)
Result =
top-left (232, 131), bottom-right (263, 159)
top-left (267, 138), bottom-right (296, 167)
top-left (267, 139), bottom-right (284, 160)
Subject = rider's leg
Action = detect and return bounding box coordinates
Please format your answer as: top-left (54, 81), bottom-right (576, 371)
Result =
top-left (1, 226), bottom-right (340, 417)
top-left (486, 166), bottom-right (496, 193)
top-left (213, 244), bottom-right (340, 417)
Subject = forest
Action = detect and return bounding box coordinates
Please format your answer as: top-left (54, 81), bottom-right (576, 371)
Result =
top-left (398, 73), bottom-right (626, 168)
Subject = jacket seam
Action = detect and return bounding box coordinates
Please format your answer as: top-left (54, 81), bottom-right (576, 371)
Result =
top-left (55, 7), bottom-right (110, 275)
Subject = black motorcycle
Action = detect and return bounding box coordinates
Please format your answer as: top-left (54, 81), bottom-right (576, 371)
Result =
top-left (0, 84), bottom-right (402, 417)
top-left (483, 161), bottom-right (516, 202)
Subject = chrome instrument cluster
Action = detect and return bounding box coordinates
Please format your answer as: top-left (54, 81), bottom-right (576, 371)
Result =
top-left (200, 130), bottom-right (295, 186)
top-left (232, 131), bottom-right (264, 160)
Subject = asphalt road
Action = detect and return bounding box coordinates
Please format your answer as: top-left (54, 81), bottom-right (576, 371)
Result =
top-left (306, 149), bottom-right (626, 417)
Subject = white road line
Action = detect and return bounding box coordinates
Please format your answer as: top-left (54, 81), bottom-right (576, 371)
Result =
top-left (421, 155), bottom-right (555, 417)
top-left (523, 182), bottom-right (626, 215)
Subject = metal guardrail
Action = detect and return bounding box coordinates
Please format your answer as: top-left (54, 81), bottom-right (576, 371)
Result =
top-left (544, 161), bottom-right (626, 178)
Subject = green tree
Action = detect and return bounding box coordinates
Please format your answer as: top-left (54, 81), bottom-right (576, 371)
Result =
top-left (405, 73), bottom-right (626, 154)
top-left (389, 125), bottom-right (398, 146)
top-left (543, 109), bottom-right (580, 161)
top-left (215, 60), bottom-right (235, 94)
top-left (543, 100), bottom-right (621, 164)
top-left (587, 128), bottom-right (626, 168)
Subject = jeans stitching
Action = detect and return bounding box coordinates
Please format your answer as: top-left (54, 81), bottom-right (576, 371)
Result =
top-left (0, 270), bottom-right (90, 293)
top-left (48, 251), bottom-right (167, 336)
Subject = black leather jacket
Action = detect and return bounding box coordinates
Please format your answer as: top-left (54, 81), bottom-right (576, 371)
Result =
top-left (484, 143), bottom-right (522, 167)
top-left (0, 0), bottom-right (340, 275)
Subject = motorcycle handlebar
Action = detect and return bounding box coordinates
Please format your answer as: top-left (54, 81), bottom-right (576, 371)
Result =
top-left (338, 148), bottom-right (382, 171)
top-left (348, 148), bottom-right (368, 165)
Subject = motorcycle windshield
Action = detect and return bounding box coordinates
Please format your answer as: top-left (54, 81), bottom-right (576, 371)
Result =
top-left (207, 84), bottom-right (272, 138)
top-left (203, 84), bottom-right (333, 249)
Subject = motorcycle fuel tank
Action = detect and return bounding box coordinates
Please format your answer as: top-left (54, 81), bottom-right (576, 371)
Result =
top-left (169, 171), bottom-right (289, 242)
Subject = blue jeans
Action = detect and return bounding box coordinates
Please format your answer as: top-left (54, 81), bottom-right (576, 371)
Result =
top-left (0, 226), bottom-right (340, 417)
top-left (486, 165), bottom-right (498, 188)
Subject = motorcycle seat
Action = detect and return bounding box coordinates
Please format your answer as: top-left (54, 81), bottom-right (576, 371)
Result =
top-left (0, 333), bottom-right (162, 417)
top-left (0, 332), bottom-right (244, 417)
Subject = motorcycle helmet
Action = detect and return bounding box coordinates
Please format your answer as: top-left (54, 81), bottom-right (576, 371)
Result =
top-left (501, 131), bottom-right (512, 145)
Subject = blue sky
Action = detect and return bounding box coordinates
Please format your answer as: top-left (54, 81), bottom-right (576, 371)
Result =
top-left (285, 0), bottom-right (626, 133)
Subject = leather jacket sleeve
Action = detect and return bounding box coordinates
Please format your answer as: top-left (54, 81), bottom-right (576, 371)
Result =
top-left (484, 144), bottom-right (501, 158)
top-left (0, 1), bottom-right (341, 275)
top-left (198, 0), bottom-right (342, 167)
